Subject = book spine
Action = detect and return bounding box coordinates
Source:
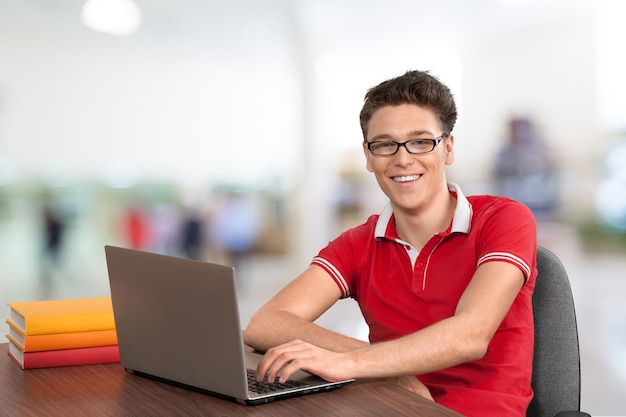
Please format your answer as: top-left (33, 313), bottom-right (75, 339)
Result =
top-left (6, 329), bottom-right (118, 352)
top-left (22, 312), bottom-right (116, 335)
top-left (10, 345), bottom-right (120, 369)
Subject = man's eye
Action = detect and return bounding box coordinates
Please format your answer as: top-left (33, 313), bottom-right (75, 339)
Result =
top-left (375, 142), bottom-right (394, 148)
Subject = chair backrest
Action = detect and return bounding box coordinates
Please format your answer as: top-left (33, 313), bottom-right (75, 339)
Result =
top-left (527, 246), bottom-right (581, 417)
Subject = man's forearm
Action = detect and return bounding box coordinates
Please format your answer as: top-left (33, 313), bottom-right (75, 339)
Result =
top-left (243, 310), bottom-right (368, 353)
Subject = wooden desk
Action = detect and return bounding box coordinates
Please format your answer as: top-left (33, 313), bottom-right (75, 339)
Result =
top-left (1, 343), bottom-right (462, 416)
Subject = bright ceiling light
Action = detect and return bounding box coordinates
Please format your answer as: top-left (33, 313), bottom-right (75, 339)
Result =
top-left (81, 0), bottom-right (142, 37)
top-left (495, 0), bottom-right (537, 7)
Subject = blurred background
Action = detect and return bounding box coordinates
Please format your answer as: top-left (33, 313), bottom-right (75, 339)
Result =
top-left (1, 0), bottom-right (625, 414)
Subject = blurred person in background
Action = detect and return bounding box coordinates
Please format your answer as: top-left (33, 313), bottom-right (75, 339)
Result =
top-left (494, 116), bottom-right (559, 220)
top-left (209, 189), bottom-right (261, 278)
top-left (147, 202), bottom-right (181, 256)
top-left (42, 202), bottom-right (65, 266)
top-left (244, 70), bottom-right (537, 417)
top-left (40, 197), bottom-right (66, 274)
top-left (122, 203), bottom-right (150, 250)
top-left (180, 205), bottom-right (205, 260)
top-left (39, 194), bottom-right (68, 297)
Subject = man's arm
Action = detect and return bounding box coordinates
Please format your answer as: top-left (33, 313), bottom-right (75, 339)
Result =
top-left (256, 261), bottom-right (526, 383)
top-left (243, 264), bottom-right (368, 353)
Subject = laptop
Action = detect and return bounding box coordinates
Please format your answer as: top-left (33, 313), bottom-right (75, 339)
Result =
top-left (104, 245), bottom-right (354, 405)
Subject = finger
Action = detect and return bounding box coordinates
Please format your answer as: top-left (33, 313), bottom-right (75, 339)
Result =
top-left (256, 353), bottom-right (284, 383)
top-left (256, 350), bottom-right (276, 381)
top-left (266, 354), bottom-right (292, 383)
top-left (276, 356), bottom-right (312, 383)
top-left (256, 343), bottom-right (290, 381)
top-left (256, 341), bottom-right (309, 382)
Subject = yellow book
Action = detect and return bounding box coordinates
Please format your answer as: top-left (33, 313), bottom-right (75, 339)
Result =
top-left (6, 297), bottom-right (115, 336)
top-left (6, 320), bottom-right (118, 352)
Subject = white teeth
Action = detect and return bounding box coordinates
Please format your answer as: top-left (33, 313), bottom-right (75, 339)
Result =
top-left (394, 175), bottom-right (420, 183)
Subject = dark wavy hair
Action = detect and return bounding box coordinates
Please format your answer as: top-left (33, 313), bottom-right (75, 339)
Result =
top-left (359, 70), bottom-right (458, 139)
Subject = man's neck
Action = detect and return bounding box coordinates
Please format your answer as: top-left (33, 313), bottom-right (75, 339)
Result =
top-left (393, 186), bottom-right (457, 251)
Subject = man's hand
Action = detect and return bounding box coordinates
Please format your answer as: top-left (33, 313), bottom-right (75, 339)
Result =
top-left (257, 340), bottom-right (434, 403)
top-left (256, 339), bottom-right (355, 384)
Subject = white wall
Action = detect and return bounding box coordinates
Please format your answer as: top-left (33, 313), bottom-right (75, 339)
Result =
top-left (0, 0), bottom-right (621, 223)
top-left (0, 1), bottom-right (300, 187)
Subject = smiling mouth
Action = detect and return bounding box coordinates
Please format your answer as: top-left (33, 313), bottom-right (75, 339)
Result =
top-left (393, 175), bottom-right (421, 183)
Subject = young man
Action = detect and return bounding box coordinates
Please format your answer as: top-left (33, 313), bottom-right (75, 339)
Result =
top-left (243, 70), bottom-right (537, 417)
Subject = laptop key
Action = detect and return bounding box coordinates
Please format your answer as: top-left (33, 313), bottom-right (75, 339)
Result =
top-left (247, 369), bottom-right (310, 394)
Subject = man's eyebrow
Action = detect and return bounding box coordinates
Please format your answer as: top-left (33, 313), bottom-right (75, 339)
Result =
top-left (369, 130), bottom-right (436, 141)
top-left (408, 130), bottom-right (437, 137)
top-left (369, 134), bottom-right (394, 141)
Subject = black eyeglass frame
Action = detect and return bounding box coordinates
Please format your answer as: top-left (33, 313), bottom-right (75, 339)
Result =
top-left (365, 134), bottom-right (447, 156)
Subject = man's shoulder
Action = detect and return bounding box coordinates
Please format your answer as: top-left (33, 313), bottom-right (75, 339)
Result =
top-left (468, 194), bottom-right (530, 210)
top-left (467, 194), bottom-right (535, 227)
top-left (341, 214), bottom-right (380, 238)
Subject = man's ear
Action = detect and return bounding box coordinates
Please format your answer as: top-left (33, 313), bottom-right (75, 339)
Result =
top-left (363, 142), bottom-right (374, 172)
top-left (445, 134), bottom-right (455, 165)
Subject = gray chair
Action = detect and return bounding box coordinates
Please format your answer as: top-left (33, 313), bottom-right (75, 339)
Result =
top-left (528, 246), bottom-right (590, 417)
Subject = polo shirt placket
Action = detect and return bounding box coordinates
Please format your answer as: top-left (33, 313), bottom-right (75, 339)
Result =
top-left (375, 183), bottom-right (472, 295)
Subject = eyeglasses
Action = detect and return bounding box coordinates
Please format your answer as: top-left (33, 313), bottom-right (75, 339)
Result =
top-left (365, 134), bottom-right (447, 156)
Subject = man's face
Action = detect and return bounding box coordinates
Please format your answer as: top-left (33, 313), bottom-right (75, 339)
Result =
top-left (362, 103), bottom-right (455, 215)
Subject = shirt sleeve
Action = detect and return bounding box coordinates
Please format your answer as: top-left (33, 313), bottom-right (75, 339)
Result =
top-left (475, 198), bottom-right (537, 283)
top-left (312, 255), bottom-right (351, 298)
top-left (311, 215), bottom-right (378, 299)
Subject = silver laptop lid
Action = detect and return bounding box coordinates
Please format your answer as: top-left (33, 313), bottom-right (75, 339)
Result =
top-left (105, 245), bottom-right (249, 400)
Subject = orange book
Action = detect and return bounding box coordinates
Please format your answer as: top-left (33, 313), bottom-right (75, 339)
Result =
top-left (7, 339), bottom-right (120, 369)
top-left (6, 297), bottom-right (115, 335)
top-left (6, 321), bottom-right (118, 352)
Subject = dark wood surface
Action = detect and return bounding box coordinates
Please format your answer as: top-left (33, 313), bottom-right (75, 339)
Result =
top-left (1, 343), bottom-right (463, 416)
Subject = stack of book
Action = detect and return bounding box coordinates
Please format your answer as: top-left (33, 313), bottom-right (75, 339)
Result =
top-left (5, 296), bottom-right (120, 369)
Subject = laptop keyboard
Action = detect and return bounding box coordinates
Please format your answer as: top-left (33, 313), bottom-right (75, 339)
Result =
top-left (247, 369), bottom-right (311, 394)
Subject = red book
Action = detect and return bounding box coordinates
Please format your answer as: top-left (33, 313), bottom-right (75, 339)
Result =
top-left (7, 340), bottom-right (120, 369)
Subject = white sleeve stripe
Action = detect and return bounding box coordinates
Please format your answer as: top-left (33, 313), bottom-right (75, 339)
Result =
top-left (477, 252), bottom-right (532, 278)
top-left (312, 257), bottom-right (350, 297)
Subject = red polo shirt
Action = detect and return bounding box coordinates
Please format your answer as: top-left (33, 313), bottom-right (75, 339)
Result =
top-left (312, 183), bottom-right (537, 417)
